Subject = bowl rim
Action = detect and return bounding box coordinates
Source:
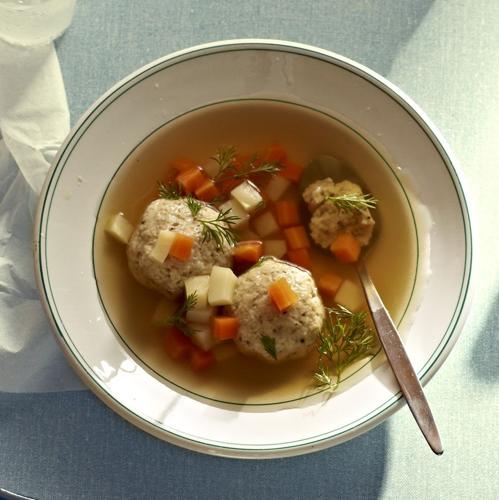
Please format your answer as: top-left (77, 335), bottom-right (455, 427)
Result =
top-left (33, 38), bottom-right (474, 458)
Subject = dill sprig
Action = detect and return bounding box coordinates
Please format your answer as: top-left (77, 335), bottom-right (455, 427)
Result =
top-left (260, 335), bottom-right (277, 360)
top-left (185, 196), bottom-right (239, 249)
top-left (167, 292), bottom-right (198, 336)
top-left (213, 146), bottom-right (281, 183)
top-left (325, 193), bottom-right (377, 213)
top-left (314, 305), bottom-right (377, 391)
top-left (158, 181), bottom-right (182, 200)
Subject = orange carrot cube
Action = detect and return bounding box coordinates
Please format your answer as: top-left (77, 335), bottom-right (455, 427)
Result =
top-left (275, 200), bottom-right (301, 228)
top-left (165, 327), bottom-right (193, 360)
top-left (195, 178), bottom-right (221, 202)
top-left (189, 346), bottom-right (215, 371)
top-left (279, 160), bottom-right (304, 183)
top-left (268, 278), bottom-right (298, 312)
top-left (330, 232), bottom-right (361, 263)
top-left (283, 225), bottom-right (310, 250)
top-left (318, 273), bottom-right (344, 298)
top-left (286, 248), bottom-right (312, 269)
top-left (169, 233), bottom-right (194, 261)
top-left (212, 316), bottom-right (240, 341)
top-left (176, 166), bottom-right (206, 194)
top-left (264, 144), bottom-right (288, 164)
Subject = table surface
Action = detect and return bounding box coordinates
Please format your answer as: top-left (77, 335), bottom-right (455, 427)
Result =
top-left (1, 1), bottom-right (498, 499)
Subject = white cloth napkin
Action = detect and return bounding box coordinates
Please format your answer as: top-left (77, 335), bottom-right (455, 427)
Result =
top-left (0, 14), bottom-right (83, 391)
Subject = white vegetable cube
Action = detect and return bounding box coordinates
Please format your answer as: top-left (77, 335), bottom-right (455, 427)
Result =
top-left (105, 213), bottom-right (134, 244)
top-left (265, 176), bottom-right (291, 202)
top-left (202, 157), bottom-right (221, 178)
top-left (151, 299), bottom-right (177, 327)
top-left (263, 239), bottom-right (287, 258)
top-left (186, 307), bottom-right (215, 324)
top-left (208, 266), bottom-right (238, 306)
top-left (219, 199), bottom-right (249, 229)
top-left (190, 323), bottom-right (216, 351)
top-left (253, 211), bottom-right (279, 237)
top-left (184, 275), bottom-right (210, 309)
top-left (238, 227), bottom-right (260, 241)
top-left (230, 180), bottom-right (263, 213)
top-left (149, 229), bottom-right (175, 263)
top-left (334, 280), bottom-right (365, 312)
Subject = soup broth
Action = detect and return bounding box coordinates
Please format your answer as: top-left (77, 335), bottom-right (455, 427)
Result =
top-left (94, 100), bottom-right (417, 405)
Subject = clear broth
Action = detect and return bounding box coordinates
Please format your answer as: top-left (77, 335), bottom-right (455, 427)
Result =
top-left (94, 100), bottom-right (417, 405)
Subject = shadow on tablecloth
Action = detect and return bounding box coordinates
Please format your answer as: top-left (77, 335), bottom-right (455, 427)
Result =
top-left (0, 390), bottom-right (388, 500)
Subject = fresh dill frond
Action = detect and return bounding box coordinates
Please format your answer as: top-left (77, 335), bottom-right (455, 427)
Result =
top-left (213, 147), bottom-right (281, 183)
top-left (185, 195), bottom-right (203, 218)
top-left (158, 181), bottom-right (182, 200)
top-left (198, 208), bottom-right (240, 249)
top-left (260, 335), bottom-right (277, 360)
top-left (167, 292), bottom-right (198, 336)
top-left (314, 306), bottom-right (377, 391)
top-left (325, 193), bottom-right (378, 213)
top-left (211, 146), bottom-right (237, 173)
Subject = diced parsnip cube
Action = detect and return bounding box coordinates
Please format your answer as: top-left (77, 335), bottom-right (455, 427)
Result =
top-left (208, 266), bottom-right (238, 306)
top-left (186, 307), bottom-right (215, 324)
top-left (265, 176), bottom-right (291, 202)
top-left (253, 211), bottom-right (279, 237)
top-left (263, 239), bottom-right (287, 258)
top-left (189, 323), bottom-right (215, 351)
top-left (202, 157), bottom-right (221, 178)
top-left (334, 280), bottom-right (365, 312)
top-left (230, 180), bottom-right (263, 213)
top-left (213, 342), bottom-right (238, 362)
top-left (184, 275), bottom-right (210, 309)
top-left (238, 227), bottom-right (259, 241)
top-left (219, 199), bottom-right (249, 229)
top-left (105, 213), bottom-right (134, 244)
top-left (151, 298), bottom-right (177, 327)
top-left (149, 229), bottom-right (175, 263)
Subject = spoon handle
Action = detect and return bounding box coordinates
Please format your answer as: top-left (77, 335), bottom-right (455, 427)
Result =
top-left (356, 261), bottom-right (443, 455)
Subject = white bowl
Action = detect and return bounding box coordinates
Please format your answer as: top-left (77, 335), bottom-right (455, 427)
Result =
top-left (34, 40), bottom-right (473, 458)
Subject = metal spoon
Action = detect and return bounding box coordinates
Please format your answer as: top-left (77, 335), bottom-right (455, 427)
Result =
top-left (300, 156), bottom-right (443, 455)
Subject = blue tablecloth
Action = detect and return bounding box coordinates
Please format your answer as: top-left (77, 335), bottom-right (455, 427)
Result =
top-left (1, 1), bottom-right (498, 499)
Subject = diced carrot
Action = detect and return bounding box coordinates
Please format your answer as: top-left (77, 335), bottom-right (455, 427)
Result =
top-left (169, 233), bottom-right (194, 261)
top-left (279, 160), bottom-right (304, 183)
top-left (176, 166), bottom-right (206, 194)
top-left (195, 178), bottom-right (221, 202)
top-left (170, 157), bottom-right (197, 172)
top-left (283, 225), bottom-right (310, 250)
top-left (212, 316), bottom-right (240, 341)
top-left (330, 232), bottom-right (361, 263)
top-left (233, 240), bottom-right (263, 264)
top-left (165, 327), bottom-right (194, 360)
top-left (264, 144), bottom-right (287, 164)
top-left (189, 346), bottom-right (215, 371)
top-left (286, 248), bottom-right (312, 269)
top-left (318, 273), bottom-right (344, 298)
top-left (275, 200), bottom-right (301, 228)
top-left (233, 153), bottom-right (252, 171)
top-left (268, 278), bottom-right (299, 313)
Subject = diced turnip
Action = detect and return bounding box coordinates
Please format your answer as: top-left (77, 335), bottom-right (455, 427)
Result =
top-left (253, 211), bottom-right (279, 237)
top-left (213, 342), bottom-right (238, 362)
top-left (151, 298), bottom-right (177, 327)
top-left (186, 307), bottom-right (215, 324)
top-left (219, 199), bottom-right (249, 228)
top-left (208, 266), bottom-right (238, 306)
top-left (189, 323), bottom-right (215, 351)
top-left (265, 176), bottom-right (291, 202)
top-left (184, 275), bottom-right (210, 309)
top-left (149, 229), bottom-right (175, 263)
top-left (105, 213), bottom-right (134, 244)
top-left (334, 280), bottom-right (365, 312)
top-left (263, 239), bottom-right (287, 258)
top-left (230, 180), bottom-right (263, 213)
top-left (202, 157), bottom-right (221, 178)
